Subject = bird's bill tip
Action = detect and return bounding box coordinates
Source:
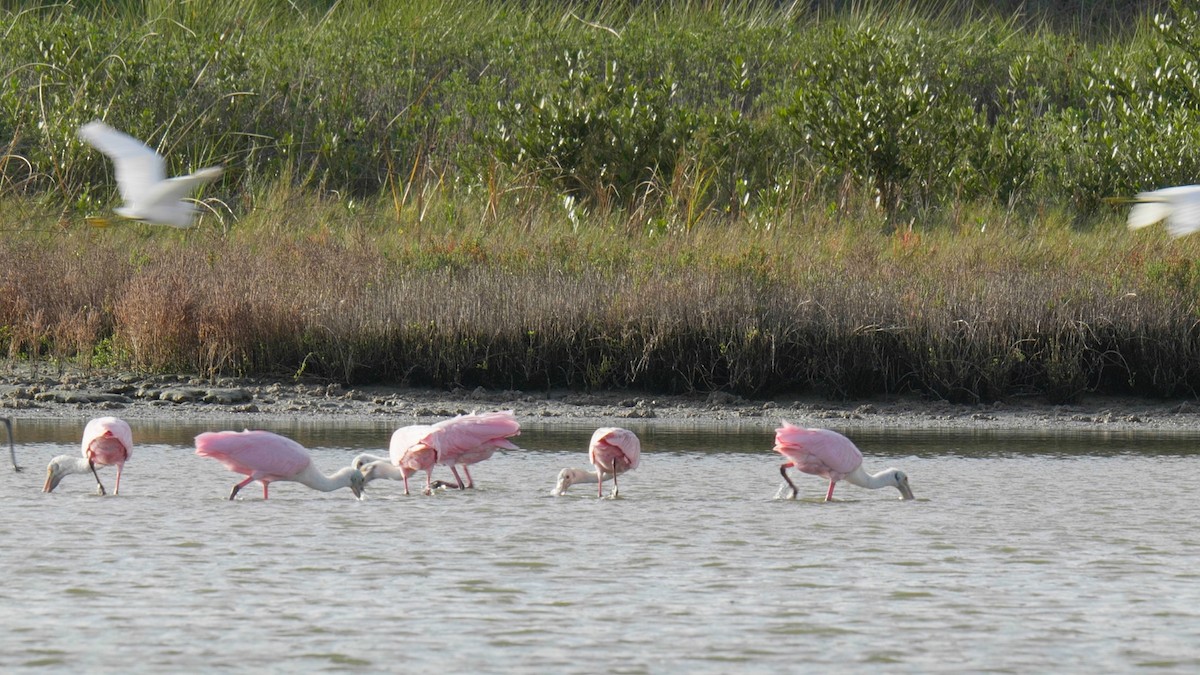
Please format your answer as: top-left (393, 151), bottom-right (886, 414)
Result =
top-left (898, 483), bottom-right (915, 500)
top-left (43, 470), bottom-right (59, 493)
top-left (85, 216), bottom-right (112, 229)
top-left (551, 476), bottom-right (571, 496)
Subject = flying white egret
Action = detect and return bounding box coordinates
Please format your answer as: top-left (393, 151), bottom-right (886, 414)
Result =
top-left (1127, 185), bottom-right (1200, 239)
top-left (77, 121), bottom-right (223, 228)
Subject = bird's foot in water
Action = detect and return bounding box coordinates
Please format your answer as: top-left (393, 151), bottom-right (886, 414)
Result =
top-left (95, 485), bottom-right (107, 496)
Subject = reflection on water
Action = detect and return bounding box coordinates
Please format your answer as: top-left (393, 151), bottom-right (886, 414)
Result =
top-left (10, 416), bottom-right (1200, 457)
top-left (1, 417), bottom-right (1198, 671)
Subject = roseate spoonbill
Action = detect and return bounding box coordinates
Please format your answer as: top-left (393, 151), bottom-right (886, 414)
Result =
top-left (430, 410), bottom-right (521, 488)
top-left (1127, 185), bottom-right (1200, 238)
top-left (350, 457), bottom-right (458, 492)
top-left (2, 417), bottom-right (20, 471)
top-left (353, 412), bottom-right (521, 494)
top-left (360, 422), bottom-right (446, 497)
top-left (773, 423), bottom-right (914, 502)
top-left (78, 120), bottom-right (223, 228)
top-left (44, 416), bottom-right (132, 495)
top-left (194, 430), bottom-right (364, 500)
top-left (352, 424), bottom-right (439, 495)
top-left (552, 427), bottom-right (641, 498)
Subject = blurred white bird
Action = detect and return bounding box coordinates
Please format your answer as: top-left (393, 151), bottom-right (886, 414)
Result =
top-left (1127, 185), bottom-right (1200, 239)
top-left (78, 120), bottom-right (223, 228)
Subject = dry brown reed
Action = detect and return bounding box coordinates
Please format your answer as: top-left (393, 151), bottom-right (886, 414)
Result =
top-left (2, 186), bottom-right (1199, 402)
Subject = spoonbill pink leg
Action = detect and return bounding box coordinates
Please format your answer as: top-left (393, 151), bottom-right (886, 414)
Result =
top-left (87, 460), bottom-right (107, 495)
top-left (779, 462), bottom-right (799, 499)
top-left (228, 475), bottom-right (257, 500)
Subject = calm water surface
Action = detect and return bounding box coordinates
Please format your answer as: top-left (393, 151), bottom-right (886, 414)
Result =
top-left (1, 418), bottom-right (1198, 672)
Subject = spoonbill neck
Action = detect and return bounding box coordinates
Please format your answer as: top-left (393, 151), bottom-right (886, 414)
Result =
top-left (361, 460), bottom-right (411, 482)
top-left (568, 468), bottom-right (605, 484)
top-left (55, 455), bottom-right (93, 474)
top-left (551, 467), bottom-right (614, 495)
top-left (843, 466), bottom-right (894, 490)
top-left (352, 453), bottom-right (388, 470)
top-left (43, 455), bottom-right (96, 492)
top-left (843, 465), bottom-right (914, 499)
top-left (294, 464), bottom-right (359, 492)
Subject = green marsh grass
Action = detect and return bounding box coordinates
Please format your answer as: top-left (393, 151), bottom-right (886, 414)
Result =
top-left (2, 0), bottom-right (1199, 402)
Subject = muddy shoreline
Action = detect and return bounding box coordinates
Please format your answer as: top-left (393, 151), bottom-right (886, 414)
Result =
top-left (3, 365), bottom-right (1200, 432)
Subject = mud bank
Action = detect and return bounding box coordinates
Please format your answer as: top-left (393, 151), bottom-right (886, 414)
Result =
top-left (3, 366), bottom-right (1200, 432)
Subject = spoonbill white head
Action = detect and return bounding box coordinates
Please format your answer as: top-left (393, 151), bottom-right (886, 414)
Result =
top-left (348, 468), bottom-right (366, 499)
top-left (42, 456), bottom-right (72, 493)
top-left (551, 468), bottom-right (580, 496)
top-left (887, 469), bottom-right (915, 500)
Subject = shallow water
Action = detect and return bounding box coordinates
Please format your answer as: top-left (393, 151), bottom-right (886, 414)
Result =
top-left (1, 418), bottom-right (1198, 672)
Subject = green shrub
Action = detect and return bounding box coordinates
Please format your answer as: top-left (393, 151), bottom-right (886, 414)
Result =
top-left (495, 51), bottom-right (700, 207)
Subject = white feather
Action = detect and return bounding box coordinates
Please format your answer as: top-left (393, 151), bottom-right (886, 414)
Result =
top-left (78, 121), bottom-right (223, 228)
top-left (1127, 185), bottom-right (1200, 238)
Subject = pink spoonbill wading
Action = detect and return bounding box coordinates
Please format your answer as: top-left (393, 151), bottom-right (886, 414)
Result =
top-left (353, 410), bottom-right (522, 494)
top-left (44, 416), bottom-right (132, 495)
top-left (353, 424), bottom-right (439, 495)
top-left (773, 422), bottom-right (913, 501)
top-left (195, 430), bottom-right (365, 500)
top-left (552, 427), bottom-right (641, 498)
top-left (429, 410), bottom-right (521, 488)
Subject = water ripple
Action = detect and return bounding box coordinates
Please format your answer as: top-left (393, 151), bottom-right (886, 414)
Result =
top-left (0, 424), bottom-right (1198, 671)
